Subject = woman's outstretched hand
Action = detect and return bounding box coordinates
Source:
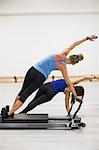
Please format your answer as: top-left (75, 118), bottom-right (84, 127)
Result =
top-left (85, 75), bottom-right (95, 80)
top-left (87, 35), bottom-right (98, 41)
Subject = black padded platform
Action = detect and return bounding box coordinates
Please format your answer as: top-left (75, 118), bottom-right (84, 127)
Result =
top-left (0, 114), bottom-right (48, 129)
top-left (0, 114), bottom-right (48, 123)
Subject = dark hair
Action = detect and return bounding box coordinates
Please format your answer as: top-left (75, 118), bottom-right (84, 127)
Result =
top-left (69, 54), bottom-right (84, 64)
top-left (71, 86), bottom-right (84, 103)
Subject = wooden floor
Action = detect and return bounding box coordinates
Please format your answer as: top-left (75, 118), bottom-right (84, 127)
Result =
top-left (0, 82), bottom-right (99, 150)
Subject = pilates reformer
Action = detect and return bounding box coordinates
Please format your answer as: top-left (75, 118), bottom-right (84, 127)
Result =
top-left (0, 100), bottom-right (86, 130)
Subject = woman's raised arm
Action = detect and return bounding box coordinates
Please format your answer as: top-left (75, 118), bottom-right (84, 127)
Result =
top-left (61, 35), bottom-right (98, 56)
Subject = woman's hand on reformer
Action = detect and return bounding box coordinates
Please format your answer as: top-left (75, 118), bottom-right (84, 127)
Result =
top-left (75, 96), bottom-right (83, 103)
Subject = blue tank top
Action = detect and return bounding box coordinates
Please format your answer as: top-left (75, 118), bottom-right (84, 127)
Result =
top-left (50, 79), bottom-right (67, 93)
top-left (33, 55), bottom-right (56, 79)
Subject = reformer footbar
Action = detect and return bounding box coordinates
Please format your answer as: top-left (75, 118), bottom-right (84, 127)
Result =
top-left (0, 100), bottom-right (86, 130)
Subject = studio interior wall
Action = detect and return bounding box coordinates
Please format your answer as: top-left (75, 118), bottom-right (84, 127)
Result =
top-left (0, 0), bottom-right (99, 77)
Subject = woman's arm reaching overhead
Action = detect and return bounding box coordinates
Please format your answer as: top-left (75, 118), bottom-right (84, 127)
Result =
top-left (60, 35), bottom-right (98, 56)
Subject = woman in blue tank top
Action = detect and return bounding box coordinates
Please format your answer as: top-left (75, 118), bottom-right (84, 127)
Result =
top-left (19, 75), bottom-right (94, 114)
top-left (6, 35), bottom-right (97, 117)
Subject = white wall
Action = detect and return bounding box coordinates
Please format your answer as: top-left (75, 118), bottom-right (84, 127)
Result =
top-left (0, 0), bottom-right (99, 76)
top-left (0, 0), bottom-right (99, 14)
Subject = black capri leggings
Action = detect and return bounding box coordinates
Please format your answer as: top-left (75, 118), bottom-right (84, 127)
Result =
top-left (18, 67), bottom-right (46, 103)
top-left (20, 83), bottom-right (57, 113)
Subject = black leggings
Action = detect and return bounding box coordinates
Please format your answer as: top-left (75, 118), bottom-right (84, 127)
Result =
top-left (20, 83), bottom-right (57, 113)
top-left (18, 67), bottom-right (46, 102)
